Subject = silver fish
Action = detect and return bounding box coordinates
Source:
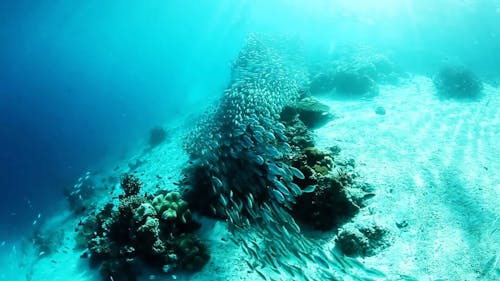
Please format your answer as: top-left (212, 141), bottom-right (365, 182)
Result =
top-left (273, 179), bottom-right (291, 197)
top-left (288, 182), bottom-right (303, 196)
top-left (272, 188), bottom-right (285, 203)
top-left (211, 176), bottom-right (223, 188)
top-left (253, 154), bottom-right (265, 165)
top-left (290, 166), bottom-right (305, 179)
top-left (302, 185), bottom-right (317, 193)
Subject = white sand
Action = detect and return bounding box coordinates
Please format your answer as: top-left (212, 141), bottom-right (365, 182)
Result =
top-left (315, 75), bottom-right (500, 280)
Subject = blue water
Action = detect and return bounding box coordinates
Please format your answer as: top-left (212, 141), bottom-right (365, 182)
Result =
top-left (0, 1), bottom-right (246, 235)
top-left (0, 0), bottom-right (499, 277)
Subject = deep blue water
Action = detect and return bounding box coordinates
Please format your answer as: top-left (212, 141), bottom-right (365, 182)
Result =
top-left (1, 0), bottom-right (499, 238)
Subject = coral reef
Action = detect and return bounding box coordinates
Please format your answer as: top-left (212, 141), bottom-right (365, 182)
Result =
top-left (181, 35), bottom-right (380, 279)
top-left (331, 68), bottom-right (378, 97)
top-left (433, 65), bottom-right (483, 99)
top-left (280, 97), bottom-right (334, 129)
top-left (77, 174), bottom-right (208, 281)
top-left (120, 173), bottom-right (142, 197)
top-left (289, 146), bottom-right (361, 230)
top-left (279, 111), bottom-right (371, 231)
top-left (149, 127), bottom-right (168, 148)
top-left (309, 48), bottom-right (403, 98)
top-left (336, 221), bottom-right (392, 257)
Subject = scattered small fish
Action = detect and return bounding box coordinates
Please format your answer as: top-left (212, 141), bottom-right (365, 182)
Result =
top-left (0, 241), bottom-right (5, 247)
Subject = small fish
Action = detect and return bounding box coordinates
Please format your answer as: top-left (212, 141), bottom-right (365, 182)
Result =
top-left (0, 241), bottom-right (5, 247)
top-left (232, 128), bottom-right (245, 137)
top-left (363, 267), bottom-right (387, 278)
top-left (289, 219), bottom-right (301, 234)
top-left (302, 185), bottom-right (316, 193)
top-left (246, 194), bottom-right (254, 209)
top-left (276, 122), bottom-right (286, 131)
top-left (313, 253), bottom-right (330, 269)
top-left (252, 132), bottom-right (264, 143)
top-left (273, 179), bottom-right (291, 197)
top-left (218, 194), bottom-right (228, 207)
top-left (281, 225), bottom-right (291, 240)
top-left (37, 213), bottom-right (41, 219)
top-left (290, 167), bottom-right (305, 179)
top-left (267, 162), bottom-right (285, 176)
top-left (288, 182), bottom-right (302, 196)
top-left (362, 193), bottom-right (376, 200)
top-left (253, 154), bottom-right (265, 165)
top-left (33, 220), bottom-right (37, 225)
top-left (211, 176), bottom-right (223, 188)
top-left (272, 189), bottom-right (285, 203)
top-left (244, 259), bottom-right (255, 270)
top-left (264, 131), bottom-right (276, 141)
top-left (255, 268), bottom-right (269, 280)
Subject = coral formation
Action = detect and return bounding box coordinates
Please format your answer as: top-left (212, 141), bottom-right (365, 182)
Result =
top-left (77, 174), bottom-right (208, 281)
top-left (289, 146), bottom-right (360, 230)
top-left (336, 221), bottom-right (392, 257)
top-left (279, 110), bottom-right (371, 231)
top-left (120, 173), bottom-right (142, 197)
top-left (331, 68), bottom-right (378, 97)
top-left (280, 97), bottom-right (334, 129)
top-left (181, 35), bottom-right (380, 279)
top-left (309, 48), bottom-right (402, 98)
top-left (149, 127), bottom-right (168, 147)
top-left (433, 65), bottom-right (483, 99)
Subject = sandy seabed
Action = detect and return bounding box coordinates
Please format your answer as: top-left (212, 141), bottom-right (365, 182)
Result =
top-left (1, 75), bottom-right (498, 281)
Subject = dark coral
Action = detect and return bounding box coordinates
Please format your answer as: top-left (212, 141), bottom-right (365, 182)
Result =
top-left (120, 174), bottom-right (142, 197)
top-left (332, 69), bottom-right (377, 97)
top-left (149, 127), bottom-right (168, 148)
top-left (290, 146), bottom-right (360, 230)
top-left (281, 97), bottom-right (334, 129)
top-left (433, 65), bottom-right (483, 99)
top-left (280, 112), bottom-right (371, 231)
top-left (171, 233), bottom-right (210, 271)
top-left (337, 222), bottom-right (392, 257)
top-left (78, 174), bottom-right (209, 281)
top-left (309, 49), bottom-right (402, 98)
